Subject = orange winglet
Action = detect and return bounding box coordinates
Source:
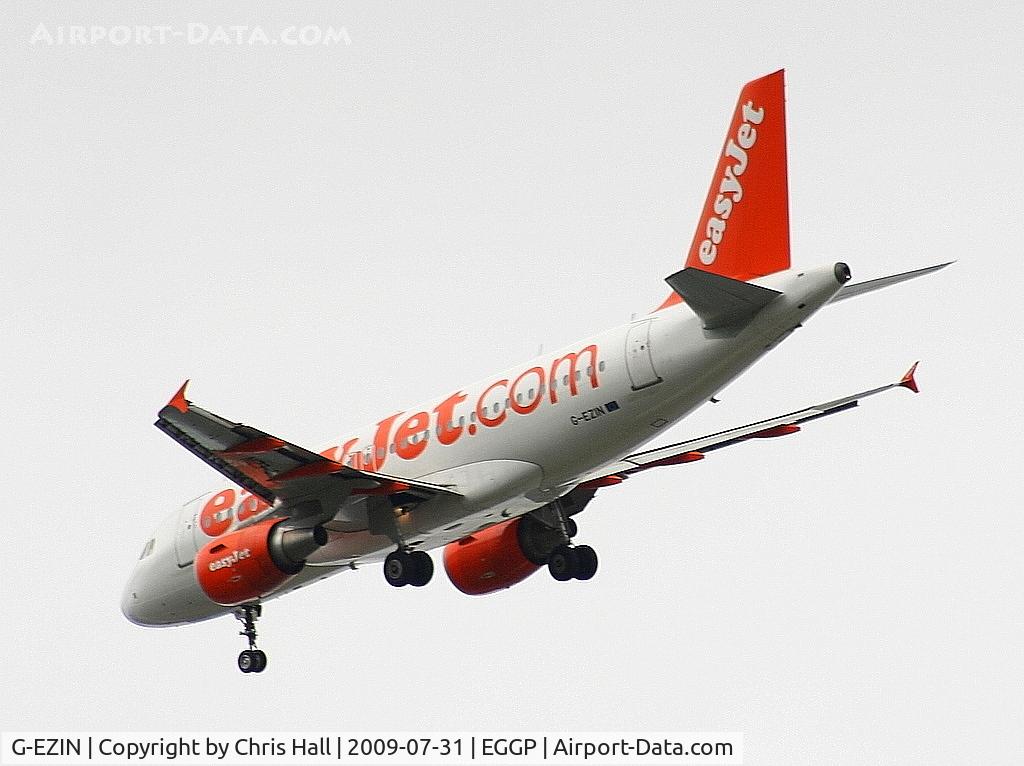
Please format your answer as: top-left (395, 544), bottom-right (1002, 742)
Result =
top-left (351, 481), bottom-right (412, 496)
top-left (899, 362), bottom-right (920, 393)
top-left (579, 475), bottom-right (626, 490)
top-left (167, 380), bottom-right (190, 413)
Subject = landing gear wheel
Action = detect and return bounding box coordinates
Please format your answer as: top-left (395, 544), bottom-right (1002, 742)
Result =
top-left (384, 550), bottom-right (412, 587)
top-left (409, 551), bottom-right (434, 587)
top-left (548, 544), bottom-right (580, 581)
top-left (234, 604), bottom-right (267, 674)
top-left (573, 545), bottom-right (598, 580)
top-left (564, 517), bottom-right (578, 539)
top-left (237, 649), bottom-right (267, 673)
top-left (385, 550), bottom-right (434, 587)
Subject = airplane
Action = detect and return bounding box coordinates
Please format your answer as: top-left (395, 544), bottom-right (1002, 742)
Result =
top-left (122, 70), bottom-right (950, 673)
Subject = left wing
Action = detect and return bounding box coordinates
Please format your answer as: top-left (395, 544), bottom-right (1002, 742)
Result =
top-left (580, 363), bottom-right (921, 486)
top-left (155, 382), bottom-right (459, 513)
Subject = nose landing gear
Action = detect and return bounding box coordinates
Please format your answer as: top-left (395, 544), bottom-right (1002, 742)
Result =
top-left (234, 604), bottom-right (267, 673)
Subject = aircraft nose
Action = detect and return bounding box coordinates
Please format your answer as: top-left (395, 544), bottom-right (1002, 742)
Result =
top-left (121, 579), bottom-right (148, 625)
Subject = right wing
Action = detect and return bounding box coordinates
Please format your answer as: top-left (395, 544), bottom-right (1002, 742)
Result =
top-left (581, 363), bottom-right (921, 485)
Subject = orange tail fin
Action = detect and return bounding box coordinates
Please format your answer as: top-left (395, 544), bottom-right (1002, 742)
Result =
top-left (658, 70), bottom-right (790, 310)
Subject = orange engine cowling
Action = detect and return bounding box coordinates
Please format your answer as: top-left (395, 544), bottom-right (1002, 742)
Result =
top-left (443, 517), bottom-right (545, 596)
top-left (195, 518), bottom-right (327, 606)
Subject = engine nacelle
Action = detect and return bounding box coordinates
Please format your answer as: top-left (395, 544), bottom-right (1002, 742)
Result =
top-left (195, 518), bottom-right (327, 606)
top-left (443, 514), bottom-right (567, 595)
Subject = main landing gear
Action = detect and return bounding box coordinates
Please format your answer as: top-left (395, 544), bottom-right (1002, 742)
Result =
top-left (234, 604), bottom-right (267, 674)
top-left (548, 542), bottom-right (598, 581)
top-left (518, 504), bottom-right (599, 582)
top-left (540, 505), bottom-right (599, 582)
top-left (383, 548), bottom-right (434, 587)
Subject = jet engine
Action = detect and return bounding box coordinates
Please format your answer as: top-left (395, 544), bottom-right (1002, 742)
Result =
top-left (195, 518), bottom-right (327, 606)
top-left (443, 514), bottom-right (569, 595)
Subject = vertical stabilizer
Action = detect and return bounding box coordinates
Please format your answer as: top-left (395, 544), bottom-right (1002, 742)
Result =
top-left (658, 70), bottom-right (790, 310)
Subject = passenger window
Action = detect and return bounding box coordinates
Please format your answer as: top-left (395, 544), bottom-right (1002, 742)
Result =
top-left (599, 361), bottom-right (606, 372)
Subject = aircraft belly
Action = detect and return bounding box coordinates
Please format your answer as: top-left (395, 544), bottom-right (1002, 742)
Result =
top-left (304, 461), bottom-right (544, 566)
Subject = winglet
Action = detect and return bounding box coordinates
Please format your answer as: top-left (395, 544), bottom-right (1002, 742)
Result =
top-left (167, 380), bottom-right (191, 413)
top-left (899, 362), bottom-right (920, 394)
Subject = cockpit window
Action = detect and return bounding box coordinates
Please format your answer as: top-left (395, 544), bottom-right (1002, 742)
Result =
top-left (138, 538), bottom-right (156, 560)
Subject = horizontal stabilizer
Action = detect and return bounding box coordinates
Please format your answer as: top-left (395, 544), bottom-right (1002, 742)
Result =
top-left (829, 262), bottom-right (953, 304)
top-left (665, 267), bottom-right (781, 330)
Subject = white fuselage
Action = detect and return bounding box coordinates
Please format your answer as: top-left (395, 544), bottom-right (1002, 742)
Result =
top-left (122, 264), bottom-right (845, 626)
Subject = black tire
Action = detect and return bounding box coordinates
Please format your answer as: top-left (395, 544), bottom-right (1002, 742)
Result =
top-left (565, 517), bottom-right (578, 539)
top-left (548, 544), bottom-right (579, 581)
top-left (409, 551), bottom-right (434, 587)
top-left (251, 649), bottom-right (268, 673)
top-left (574, 545), bottom-right (598, 580)
top-left (238, 650), bottom-right (255, 673)
top-left (384, 550), bottom-right (411, 587)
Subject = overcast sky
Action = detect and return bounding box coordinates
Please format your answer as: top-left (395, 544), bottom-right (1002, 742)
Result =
top-left (2, 2), bottom-right (1022, 764)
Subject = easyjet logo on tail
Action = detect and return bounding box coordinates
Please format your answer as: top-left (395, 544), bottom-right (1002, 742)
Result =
top-left (698, 101), bottom-right (764, 266)
top-left (657, 70), bottom-right (789, 312)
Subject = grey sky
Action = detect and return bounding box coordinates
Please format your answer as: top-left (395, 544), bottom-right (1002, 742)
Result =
top-left (2, 2), bottom-right (1022, 764)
